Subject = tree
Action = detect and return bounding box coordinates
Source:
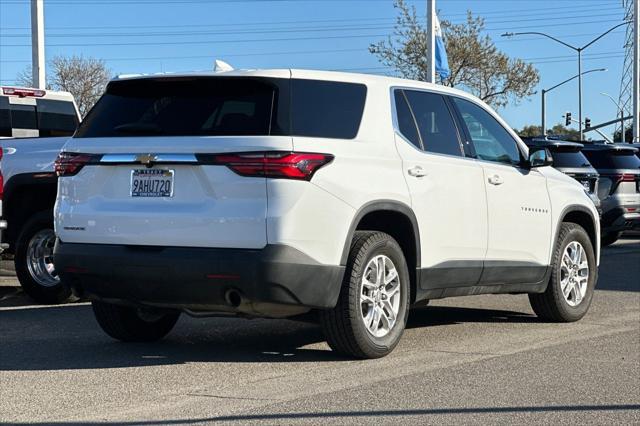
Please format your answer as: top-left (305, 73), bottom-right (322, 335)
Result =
top-left (613, 126), bottom-right (633, 143)
top-left (516, 124), bottom-right (580, 141)
top-left (15, 55), bottom-right (111, 117)
top-left (369, 0), bottom-right (540, 109)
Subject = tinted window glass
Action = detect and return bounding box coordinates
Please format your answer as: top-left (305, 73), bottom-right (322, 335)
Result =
top-left (453, 97), bottom-right (522, 165)
top-left (0, 97), bottom-right (10, 137)
top-left (11, 104), bottom-right (37, 129)
top-left (36, 99), bottom-right (79, 137)
top-left (393, 90), bottom-right (421, 149)
top-left (291, 79), bottom-right (366, 139)
top-left (404, 90), bottom-right (461, 156)
top-left (76, 78), bottom-right (281, 138)
top-left (549, 149), bottom-right (592, 168)
top-left (583, 149), bottom-right (640, 169)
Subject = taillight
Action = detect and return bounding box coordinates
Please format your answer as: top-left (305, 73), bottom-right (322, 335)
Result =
top-left (55, 152), bottom-right (102, 177)
top-left (604, 173), bottom-right (639, 195)
top-left (199, 152), bottom-right (334, 180)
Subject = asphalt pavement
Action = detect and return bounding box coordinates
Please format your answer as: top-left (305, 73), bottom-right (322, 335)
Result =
top-left (1, 238), bottom-right (638, 425)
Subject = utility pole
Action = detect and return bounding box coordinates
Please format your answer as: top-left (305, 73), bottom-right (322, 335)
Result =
top-left (426, 0), bottom-right (436, 84)
top-left (30, 0), bottom-right (45, 89)
top-left (634, 0), bottom-right (639, 142)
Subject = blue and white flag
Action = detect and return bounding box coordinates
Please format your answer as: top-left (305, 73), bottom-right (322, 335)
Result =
top-left (434, 14), bottom-right (450, 79)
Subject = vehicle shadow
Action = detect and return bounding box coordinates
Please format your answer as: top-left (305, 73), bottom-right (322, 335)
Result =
top-left (0, 302), bottom-right (536, 371)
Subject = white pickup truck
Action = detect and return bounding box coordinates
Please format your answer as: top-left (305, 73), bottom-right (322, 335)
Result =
top-left (0, 86), bottom-right (80, 303)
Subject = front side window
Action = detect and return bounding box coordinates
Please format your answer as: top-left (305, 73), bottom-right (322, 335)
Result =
top-left (402, 90), bottom-right (462, 157)
top-left (452, 97), bottom-right (522, 166)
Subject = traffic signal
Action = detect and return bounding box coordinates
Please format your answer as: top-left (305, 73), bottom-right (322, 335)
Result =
top-left (585, 117), bottom-right (591, 129)
top-left (565, 112), bottom-right (572, 126)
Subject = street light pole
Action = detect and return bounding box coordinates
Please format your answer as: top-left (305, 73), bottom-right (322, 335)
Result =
top-left (502, 21), bottom-right (631, 141)
top-left (539, 68), bottom-right (607, 137)
top-left (600, 92), bottom-right (626, 142)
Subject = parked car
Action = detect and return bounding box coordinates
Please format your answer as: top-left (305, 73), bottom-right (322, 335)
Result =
top-left (53, 70), bottom-right (600, 358)
top-left (522, 138), bottom-right (600, 211)
top-left (581, 142), bottom-right (640, 246)
top-left (0, 86), bottom-right (80, 303)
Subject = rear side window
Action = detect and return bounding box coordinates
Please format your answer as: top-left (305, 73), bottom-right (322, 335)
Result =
top-left (393, 90), bottom-right (421, 149)
top-left (36, 99), bottom-right (79, 137)
top-left (291, 79), bottom-right (366, 139)
top-left (10, 104), bottom-right (37, 129)
top-left (76, 78), bottom-right (283, 138)
top-left (583, 149), bottom-right (640, 170)
top-left (0, 97), bottom-right (10, 137)
top-left (452, 97), bottom-right (522, 165)
top-left (0, 97), bottom-right (78, 137)
top-left (402, 90), bottom-right (462, 157)
top-left (549, 149), bottom-right (592, 168)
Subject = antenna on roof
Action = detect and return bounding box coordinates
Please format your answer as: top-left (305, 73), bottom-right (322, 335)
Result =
top-left (214, 60), bottom-right (234, 72)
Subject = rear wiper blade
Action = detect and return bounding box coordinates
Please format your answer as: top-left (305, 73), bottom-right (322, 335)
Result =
top-left (114, 123), bottom-right (164, 135)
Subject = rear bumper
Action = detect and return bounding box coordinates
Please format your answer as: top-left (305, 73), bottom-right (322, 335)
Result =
top-left (601, 207), bottom-right (640, 233)
top-left (54, 241), bottom-right (345, 316)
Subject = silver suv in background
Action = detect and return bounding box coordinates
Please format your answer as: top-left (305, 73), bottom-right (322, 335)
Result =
top-left (582, 143), bottom-right (640, 246)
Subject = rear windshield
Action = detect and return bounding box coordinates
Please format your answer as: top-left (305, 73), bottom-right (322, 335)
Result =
top-left (75, 77), bottom-right (367, 139)
top-left (582, 149), bottom-right (640, 170)
top-left (0, 96), bottom-right (78, 138)
top-left (549, 149), bottom-right (592, 168)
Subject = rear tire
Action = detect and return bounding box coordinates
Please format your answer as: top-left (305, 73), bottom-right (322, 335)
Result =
top-left (92, 301), bottom-right (180, 342)
top-left (319, 231), bottom-right (410, 359)
top-left (600, 231), bottom-right (621, 247)
top-left (14, 211), bottom-right (72, 304)
top-left (529, 223), bottom-right (596, 322)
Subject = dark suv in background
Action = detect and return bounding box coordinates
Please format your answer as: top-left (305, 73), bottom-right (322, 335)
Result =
top-left (523, 138), bottom-right (600, 210)
top-left (581, 143), bottom-right (640, 246)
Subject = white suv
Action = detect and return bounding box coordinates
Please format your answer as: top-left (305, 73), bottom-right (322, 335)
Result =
top-left (53, 70), bottom-right (600, 358)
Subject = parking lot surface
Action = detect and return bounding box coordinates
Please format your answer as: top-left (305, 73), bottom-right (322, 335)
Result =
top-left (1, 238), bottom-right (639, 425)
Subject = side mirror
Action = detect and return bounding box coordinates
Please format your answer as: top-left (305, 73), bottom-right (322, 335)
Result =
top-left (527, 147), bottom-right (553, 168)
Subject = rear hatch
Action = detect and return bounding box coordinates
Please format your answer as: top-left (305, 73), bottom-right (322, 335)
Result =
top-left (548, 144), bottom-right (599, 194)
top-left (582, 144), bottom-right (640, 203)
top-left (56, 74), bottom-right (297, 249)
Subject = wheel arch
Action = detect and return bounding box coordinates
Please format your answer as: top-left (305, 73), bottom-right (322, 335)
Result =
top-left (558, 205), bottom-right (600, 261)
top-left (341, 200), bottom-right (420, 303)
top-left (2, 172), bottom-right (57, 250)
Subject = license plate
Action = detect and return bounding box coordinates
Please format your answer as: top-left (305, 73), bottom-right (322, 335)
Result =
top-left (581, 180), bottom-right (591, 192)
top-left (131, 169), bottom-right (174, 197)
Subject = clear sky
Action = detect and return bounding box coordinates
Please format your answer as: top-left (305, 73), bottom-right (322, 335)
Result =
top-left (0, 0), bottom-right (631, 138)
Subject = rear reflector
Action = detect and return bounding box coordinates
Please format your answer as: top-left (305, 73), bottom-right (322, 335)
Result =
top-left (198, 152), bottom-right (334, 180)
top-left (2, 86), bottom-right (46, 97)
top-left (55, 152), bottom-right (102, 177)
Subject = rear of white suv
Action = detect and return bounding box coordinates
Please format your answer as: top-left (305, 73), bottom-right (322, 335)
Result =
top-left (55, 70), bottom-right (600, 358)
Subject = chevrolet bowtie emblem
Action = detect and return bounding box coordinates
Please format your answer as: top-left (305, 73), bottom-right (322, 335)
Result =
top-left (136, 154), bottom-right (157, 167)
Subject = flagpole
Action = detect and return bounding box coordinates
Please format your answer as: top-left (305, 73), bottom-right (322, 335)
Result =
top-left (426, 0), bottom-right (436, 83)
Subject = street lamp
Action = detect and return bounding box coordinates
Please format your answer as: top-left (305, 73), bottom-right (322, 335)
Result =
top-left (541, 68), bottom-right (607, 136)
top-left (502, 21), bottom-right (631, 140)
top-left (600, 92), bottom-right (626, 143)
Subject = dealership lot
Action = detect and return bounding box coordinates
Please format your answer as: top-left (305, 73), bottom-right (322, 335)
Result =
top-left (1, 238), bottom-right (638, 425)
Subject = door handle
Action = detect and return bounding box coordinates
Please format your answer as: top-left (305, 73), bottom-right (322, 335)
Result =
top-left (407, 166), bottom-right (427, 177)
top-left (488, 174), bottom-right (504, 185)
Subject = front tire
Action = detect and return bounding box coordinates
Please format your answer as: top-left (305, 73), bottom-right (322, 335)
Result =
top-left (529, 223), bottom-right (597, 322)
top-left (92, 301), bottom-right (180, 342)
top-left (320, 231), bottom-right (410, 359)
top-left (14, 211), bottom-right (72, 304)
